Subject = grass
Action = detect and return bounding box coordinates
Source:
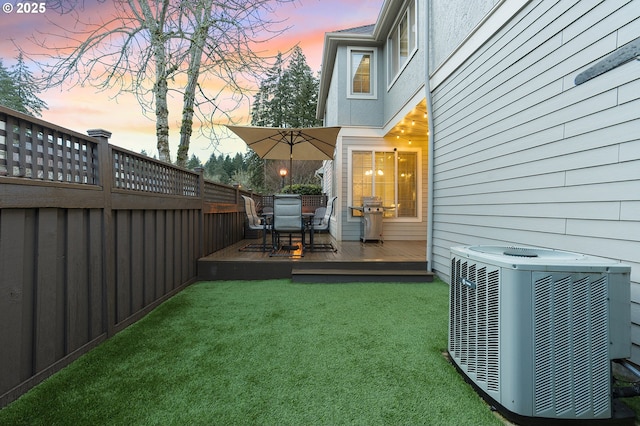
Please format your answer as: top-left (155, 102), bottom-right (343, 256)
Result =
top-left (0, 279), bottom-right (505, 425)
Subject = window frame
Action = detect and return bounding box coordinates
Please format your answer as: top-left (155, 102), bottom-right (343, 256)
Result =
top-left (386, 0), bottom-right (418, 88)
top-left (347, 47), bottom-right (378, 99)
top-left (347, 145), bottom-right (422, 223)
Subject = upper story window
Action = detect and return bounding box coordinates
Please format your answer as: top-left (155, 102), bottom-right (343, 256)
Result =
top-left (387, 0), bottom-right (417, 86)
top-left (348, 47), bottom-right (377, 99)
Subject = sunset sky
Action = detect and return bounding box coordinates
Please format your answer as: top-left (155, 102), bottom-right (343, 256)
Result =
top-left (0, 0), bottom-right (382, 161)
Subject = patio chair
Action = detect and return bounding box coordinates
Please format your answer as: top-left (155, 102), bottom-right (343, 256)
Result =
top-left (241, 195), bottom-right (270, 252)
top-left (271, 194), bottom-right (305, 254)
top-left (306, 196), bottom-right (338, 252)
top-left (312, 207), bottom-right (326, 228)
top-left (313, 196), bottom-right (337, 233)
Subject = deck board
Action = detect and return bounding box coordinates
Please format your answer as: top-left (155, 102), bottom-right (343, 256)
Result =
top-left (197, 235), bottom-right (430, 281)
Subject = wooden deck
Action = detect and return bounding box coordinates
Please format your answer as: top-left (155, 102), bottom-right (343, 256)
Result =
top-left (197, 235), bottom-right (433, 283)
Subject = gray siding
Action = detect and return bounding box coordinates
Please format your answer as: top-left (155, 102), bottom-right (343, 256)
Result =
top-left (384, 1), bottom-right (427, 125)
top-left (430, 0), bottom-right (640, 359)
top-left (331, 46), bottom-right (385, 127)
top-left (429, 0), bottom-right (498, 70)
top-left (324, 61), bottom-right (340, 126)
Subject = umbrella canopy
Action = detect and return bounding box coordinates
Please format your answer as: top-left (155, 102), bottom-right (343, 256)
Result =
top-left (226, 125), bottom-right (341, 187)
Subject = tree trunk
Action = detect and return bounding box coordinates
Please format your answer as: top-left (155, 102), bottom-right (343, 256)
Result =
top-left (176, 12), bottom-right (208, 167)
top-left (155, 63), bottom-right (171, 163)
top-left (176, 42), bottom-right (203, 166)
top-left (137, 0), bottom-right (172, 163)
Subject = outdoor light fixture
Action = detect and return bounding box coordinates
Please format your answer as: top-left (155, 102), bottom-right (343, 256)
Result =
top-left (279, 167), bottom-right (288, 189)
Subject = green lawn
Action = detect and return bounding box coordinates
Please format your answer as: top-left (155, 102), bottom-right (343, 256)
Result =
top-left (0, 280), bottom-right (512, 425)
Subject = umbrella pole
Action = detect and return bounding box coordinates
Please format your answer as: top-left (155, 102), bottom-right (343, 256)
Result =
top-left (288, 132), bottom-right (294, 190)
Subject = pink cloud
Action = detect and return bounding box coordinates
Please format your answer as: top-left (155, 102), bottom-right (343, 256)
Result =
top-left (1, 0), bottom-right (383, 156)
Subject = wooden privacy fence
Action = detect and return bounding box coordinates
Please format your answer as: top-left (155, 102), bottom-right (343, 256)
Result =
top-left (0, 106), bottom-right (253, 407)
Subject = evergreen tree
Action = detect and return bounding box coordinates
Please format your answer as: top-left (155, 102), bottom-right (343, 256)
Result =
top-left (0, 60), bottom-right (21, 111)
top-left (231, 169), bottom-right (252, 189)
top-left (10, 53), bottom-right (47, 117)
top-left (250, 47), bottom-right (321, 129)
top-left (251, 53), bottom-right (285, 127)
top-left (245, 150), bottom-right (266, 192)
top-left (248, 46), bottom-right (323, 192)
top-left (0, 55), bottom-right (48, 117)
top-left (186, 154), bottom-right (202, 170)
top-left (282, 46), bottom-right (321, 128)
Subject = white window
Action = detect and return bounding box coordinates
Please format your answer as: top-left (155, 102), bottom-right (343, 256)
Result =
top-left (348, 47), bottom-right (377, 99)
top-left (387, 0), bottom-right (417, 86)
top-left (350, 149), bottom-right (419, 219)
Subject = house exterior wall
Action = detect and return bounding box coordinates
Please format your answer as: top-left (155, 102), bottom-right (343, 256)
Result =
top-left (327, 46), bottom-right (385, 127)
top-left (321, 1), bottom-right (430, 242)
top-left (334, 129), bottom-right (428, 242)
top-left (324, 57), bottom-right (341, 127)
top-left (429, 0), bottom-right (640, 360)
top-left (384, 0), bottom-right (427, 126)
top-left (428, 0), bottom-right (497, 70)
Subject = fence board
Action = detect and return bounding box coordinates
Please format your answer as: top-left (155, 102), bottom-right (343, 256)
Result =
top-left (165, 210), bottom-right (175, 291)
top-left (88, 209), bottom-right (104, 340)
top-left (181, 210), bottom-right (189, 282)
top-left (21, 209), bottom-right (36, 381)
top-left (155, 211), bottom-right (166, 297)
top-left (0, 210), bottom-right (27, 391)
top-left (0, 106), bottom-right (248, 408)
top-left (34, 208), bottom-right (60, 372)
top-left (0, 182), bottom-right (104, 209)
top-left (66, 209), bottom-right (89, 353)
top-left (131, 210), bottom-right (144, 313)
top-left (144, 210), bottom-right (156, 305)
top-left (115, 210), bottom-right (131, 324)
top-left (55, 210), bottom-right (66, 359)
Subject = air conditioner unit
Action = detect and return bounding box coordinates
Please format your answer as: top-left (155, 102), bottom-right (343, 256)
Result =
top-left (449, 245), bottom-right (633, 425)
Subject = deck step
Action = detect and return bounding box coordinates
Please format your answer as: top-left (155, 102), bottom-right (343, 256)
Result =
top-left (291, 268), bottom-right (434, 283)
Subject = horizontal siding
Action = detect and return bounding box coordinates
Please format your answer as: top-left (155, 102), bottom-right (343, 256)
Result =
top-left (430, 0), bottom-right (640, 361)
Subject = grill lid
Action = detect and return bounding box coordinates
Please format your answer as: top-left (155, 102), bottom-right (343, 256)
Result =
top-left (362, 196), bottom-right (382, 207)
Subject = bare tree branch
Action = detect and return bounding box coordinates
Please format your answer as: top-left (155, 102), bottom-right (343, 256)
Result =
top-left (20, 0), bottom-right (294, 163)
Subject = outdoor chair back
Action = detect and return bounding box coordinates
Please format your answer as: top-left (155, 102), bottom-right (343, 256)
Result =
top-left (272, 194), bottom-right (306, 253)
top-left (314, 196), bottom-right (337, 232)
top-left (241, 195), bottom-right (262, 228)
top-left (273, 194), bottom-right (304, 232)
top-left (241, 195), bottom-right (270, 252)
top-left (313, 207), bottom-right (326, 227)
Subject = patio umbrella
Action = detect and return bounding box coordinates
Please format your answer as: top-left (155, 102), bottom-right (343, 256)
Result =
top-left (226, 125), bottom-right (341, 188)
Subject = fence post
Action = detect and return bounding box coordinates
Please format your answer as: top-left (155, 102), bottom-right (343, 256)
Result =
top-left (195, 167), bottom-right (205, 259)
top-left (87, 129), bottom-right (116, 338)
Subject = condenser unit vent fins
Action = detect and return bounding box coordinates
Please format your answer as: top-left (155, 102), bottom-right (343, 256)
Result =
top-left (448, 245), bottom-right (631, 422)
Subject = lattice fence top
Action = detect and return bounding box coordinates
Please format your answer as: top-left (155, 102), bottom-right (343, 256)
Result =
top-left (0, 106), bottom-right (250, 202)
top-left (112, 149), bottom-right (199, 197)
top-left (0, 112), bottom-right (99, 184)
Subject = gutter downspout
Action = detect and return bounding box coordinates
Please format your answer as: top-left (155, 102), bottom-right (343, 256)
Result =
top-left (425, 0), bottom-right (435, 272)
